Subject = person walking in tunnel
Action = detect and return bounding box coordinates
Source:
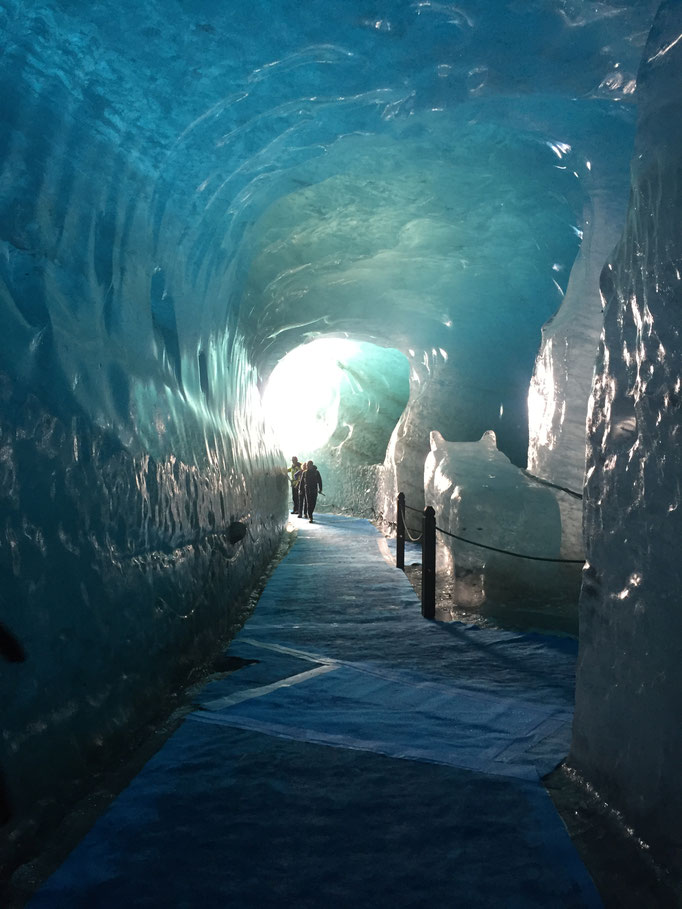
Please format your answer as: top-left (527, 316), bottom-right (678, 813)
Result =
top-left (303, 460), bottom-right (323, 523)
top-left (297, 460), bottom-right (308, 519)
top-left (287, 456), bottom-right (301, 514)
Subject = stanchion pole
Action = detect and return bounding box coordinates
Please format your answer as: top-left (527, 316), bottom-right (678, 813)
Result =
top-left (396, 492), bottom-right (405, 571)
top-left (422, 506), bottom-right (436, 619)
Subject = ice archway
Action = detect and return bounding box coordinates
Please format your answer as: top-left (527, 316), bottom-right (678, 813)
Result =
top-left (262, 337), bottom-right (409, 514)
top-left (1, 0), bottom-right (681, 882)
top-left (263, 340), bottom-right (357, 457)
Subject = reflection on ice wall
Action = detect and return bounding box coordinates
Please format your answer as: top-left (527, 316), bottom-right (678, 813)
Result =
top-left (572, 2), bottom-right (682, 868)
top-left (527, 128), bottom-right (637, 493)
top-left (0, 0), bottom-right (677, 882)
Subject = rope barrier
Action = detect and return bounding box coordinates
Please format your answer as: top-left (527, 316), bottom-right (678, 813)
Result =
top-left (398, 496), bottom-right (584, 564)
top-left (434, 526), bottom-right (585, 564)
top-left (395, 491), bottom-right (584, 621)
top-left (398, 503), bottom-right (423, 541)
top-left (405, 527), bottom-right (424, 543)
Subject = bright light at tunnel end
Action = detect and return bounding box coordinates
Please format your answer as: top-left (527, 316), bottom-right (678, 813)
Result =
top-left (262, 338), bottom-right (361, 457)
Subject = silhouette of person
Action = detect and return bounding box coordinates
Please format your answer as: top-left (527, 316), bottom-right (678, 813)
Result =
top-left (297, 460), bottom-right (308, 519)
top-left (303, 460), bottom-right (323, 523)
top-left (287, 456), bottom-right (301, 514)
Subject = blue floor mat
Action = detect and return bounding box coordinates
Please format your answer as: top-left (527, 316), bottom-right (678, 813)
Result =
top-left (30, 515), bottom-right (600, 908)
top-left (31, 725), bottom-right (600, 909)
top-left (194, 649), bottom-right (572, 780)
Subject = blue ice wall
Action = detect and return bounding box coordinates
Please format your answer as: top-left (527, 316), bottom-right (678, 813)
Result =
top-left (573, 0), bottom-right (682, 870)
top-left (0, 0), bottom-right (660, 876)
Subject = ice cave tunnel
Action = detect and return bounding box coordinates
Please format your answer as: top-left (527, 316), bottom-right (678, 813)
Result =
top-left (1, 0), bottom-right (682, 885)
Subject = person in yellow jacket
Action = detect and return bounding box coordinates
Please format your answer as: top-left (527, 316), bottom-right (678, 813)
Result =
top-left (287, 456), bottom-right (302, 514)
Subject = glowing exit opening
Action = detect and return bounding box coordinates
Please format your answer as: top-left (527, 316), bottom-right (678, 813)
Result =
top-left (262, 338), bottom-right (361, 456)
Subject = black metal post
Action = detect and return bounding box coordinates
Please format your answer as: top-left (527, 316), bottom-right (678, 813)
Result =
top-left (396, 492), bottom-right (405, 570)
top-left (421, 506), bottom-right (436, 619)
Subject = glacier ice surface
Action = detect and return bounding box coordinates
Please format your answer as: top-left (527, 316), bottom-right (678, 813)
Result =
top-left (571, 1), bottom-right (682, 869)
top-left (425, 430), bottom-right (582, 634)
top-left (0, 0), bottom-right (676, 881)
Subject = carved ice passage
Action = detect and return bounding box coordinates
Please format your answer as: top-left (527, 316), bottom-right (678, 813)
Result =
top-left (1, 0), bottom-right (681, 880)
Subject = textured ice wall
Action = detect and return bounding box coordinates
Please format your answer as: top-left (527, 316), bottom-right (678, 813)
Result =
top-left (0, 0), bottom-right (294, 866)
top-left (0, 371), bottom-right (284, 856)
top-left (572, 1), bottom-right (682, 868)
top-left (527, 134), bottom-right (638, 494)
top-left (379, 113), bottom-right (639, 536)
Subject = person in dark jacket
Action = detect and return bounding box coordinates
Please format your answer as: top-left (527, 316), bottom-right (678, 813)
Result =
top-left (303, 460), bottom-right (323, 522)
top-left (297, 460), bottom-right (308, 518)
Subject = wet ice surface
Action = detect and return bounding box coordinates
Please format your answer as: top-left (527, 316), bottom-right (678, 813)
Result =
top-left (422, 430), bottom-right (583, 636)
top-left (383, 532), bottom-right (580, 636)
top-left (29, 516), bottom-right (600, 908)
top-left (405, 563), bottom-right (580, 637)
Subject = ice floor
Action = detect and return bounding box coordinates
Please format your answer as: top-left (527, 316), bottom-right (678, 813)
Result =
top-left (30, 515), bottom-right (600, 908)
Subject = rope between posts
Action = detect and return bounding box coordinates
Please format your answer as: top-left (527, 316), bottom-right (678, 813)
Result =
top-left (399, 497), bottom-right (584, 564)
top-left (398, 503), bottom-right (422, 542)
top-left (434, 526), bottom-right (585, 564)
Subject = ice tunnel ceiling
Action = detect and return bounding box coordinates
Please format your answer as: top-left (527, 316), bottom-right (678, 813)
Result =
top-left (0, 0), bottom-right (659, 468)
